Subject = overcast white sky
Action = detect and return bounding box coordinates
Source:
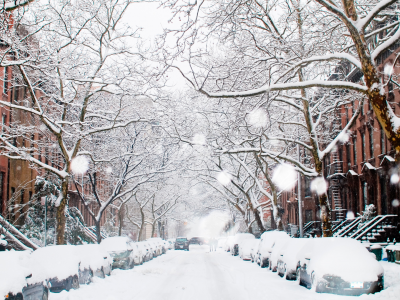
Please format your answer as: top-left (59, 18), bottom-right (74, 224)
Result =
top-left (125, 2), bottom-right (188, 90)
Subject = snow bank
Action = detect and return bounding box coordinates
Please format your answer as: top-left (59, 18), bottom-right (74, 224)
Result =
top-left (0, 250), bottom-right (31, 296)
top-left (28, 245), bottom-right (81, 283)
top-left (298, 238), bottom-right (383, 282)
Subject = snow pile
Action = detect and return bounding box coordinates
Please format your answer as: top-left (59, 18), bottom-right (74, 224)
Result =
top-left (297, 237), bottom-right (383, 282)
top-left (28, 245), bottom-right (81, 283)
top-left (0, 250), bottom-right (32, 296)
top-left (272, 164), bottom-right (297, 191)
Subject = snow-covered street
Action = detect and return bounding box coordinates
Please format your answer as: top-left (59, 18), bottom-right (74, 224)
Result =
top-left (50, 245), bottom-right (400, 300)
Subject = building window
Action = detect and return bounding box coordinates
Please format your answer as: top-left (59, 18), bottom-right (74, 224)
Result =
top-left (379, 175), bottom-right (387, 215)
top-left (1, 114), bottom-right (5, 133)
top-left (304, 177), bottom-right (311, 197)
top-left (362, 133), bottom-right (366, 162)
top-left (3, 67), bottom-right (8, 95)
top-left (369, 128), bottom-right (374, 158)
top-left (361, 100), bottom-right (364, 115)
top-left (362, 182), bottom-right (368, 210)
top-left (381, 127), bottom-right (385, 154)
top-left (305, 210), bottom-right (313, 223)
top-left (353, 137), bottom-right (357, 165)
top-left (0, 172), bottom-right (3, 214)
top-left (346, 143), bottom-right (351, 167)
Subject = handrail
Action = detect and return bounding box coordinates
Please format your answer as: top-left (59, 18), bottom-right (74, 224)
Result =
top-left (354, 215), bottom-right (397, 240)
top-left (336, 217), bottom-right (361, 237)
top-left (0, 214), bottom-right (39, 250)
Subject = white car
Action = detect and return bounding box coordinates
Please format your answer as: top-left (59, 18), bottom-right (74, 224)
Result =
top-left (239, 239), bottom-right (259, 261)
top-left (217, 237), bottom-right (227, 250)
top-left (250, 239), bottom-right (260, 263)
top-left (1, 250), bottom-right (49, 300)
top-left (225, 236), bottom-right (235, 252)
top-left (257, 231), bottom-right (290, 268)
top-left (295, 237), bottom-right (384, 295)
top-left (230, 233), bottom-right (255, 256)
top-left (277, 238), bottom-right (309, 280)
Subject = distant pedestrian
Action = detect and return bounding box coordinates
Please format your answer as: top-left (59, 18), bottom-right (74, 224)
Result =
top-left (210, 238), bottom-right (217, 251)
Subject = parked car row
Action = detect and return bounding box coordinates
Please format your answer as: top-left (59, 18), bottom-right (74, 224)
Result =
top-left (2, 237), bottom-right (170, 300)
top-left (224, 232), bottom-right (384, 296)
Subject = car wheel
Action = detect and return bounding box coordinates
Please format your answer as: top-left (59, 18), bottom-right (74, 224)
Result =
top-left (71, 275), bottom-right (80, 290)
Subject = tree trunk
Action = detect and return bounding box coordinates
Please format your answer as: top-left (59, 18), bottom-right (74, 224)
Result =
top-left (95, 220), bottom-right (102, 244)
top-left (118, 204), bottom-right (124, 236)
top-left (56, 179), bottom-right (69, 245)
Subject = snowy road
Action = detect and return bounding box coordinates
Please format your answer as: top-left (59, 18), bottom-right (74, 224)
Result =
top-left (51, 245), bottom-right (400, 300)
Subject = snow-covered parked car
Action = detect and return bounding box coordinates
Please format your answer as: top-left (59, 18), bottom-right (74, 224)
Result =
top-left (101, 237), bottom-right (137, 270)
top-left (225, 236), bottom-right (235, 252)
top-left (147, 238), bottom-right (164, 256)
top-left (269, 238), bottom-right (291, 272)
top-left (217, 238), bottom-right (227, 250)
top-left (231, 233), bottom-right (255, 256)
top-left (295, 237), bottom-right (384, 295)
top-left (75, 244), bottom-right (112, 278)
top-left (257, 231), bottom-right (290, 267)
top-left (167, 239), bottom-right (175, 250)
top-left (28, 245), bottom-right (81, 293)
top-left (277, 238), bottom-right (309, 280)
top-left (239, 239), bottom-right (260, 261)
top-left (250, 239), bottom-right (260, 263)
top-left (1, 250), bottom-right (49, 300)
top-left (141, 241), bottom-right (154, 261)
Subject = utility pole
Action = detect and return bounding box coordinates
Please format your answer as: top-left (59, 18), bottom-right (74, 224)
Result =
top-left (297, 143), bottom-right (304, 238)
top-left (44, 196), bottom-right (47, 246)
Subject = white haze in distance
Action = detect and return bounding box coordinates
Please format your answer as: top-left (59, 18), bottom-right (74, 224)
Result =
top-left (217, 171), bottom-right (232, 186)
top-left (311, 177), bottom-right (328, 195)
top-left (248, 109), bottom-right (268, 128)
top-left (187, 211), bottom-right (231, 238)
top-left (272, 164), bottom-right (297, 191)
top-left (70, 156), bottom-right (89, 174)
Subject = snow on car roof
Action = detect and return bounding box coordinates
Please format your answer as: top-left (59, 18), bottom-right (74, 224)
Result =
top-left (0, 250), bottom-right (32, 296)
top-left (28, 245), bottom-right (81, 283)
top-left (100, 236), bottom-right (133, 252)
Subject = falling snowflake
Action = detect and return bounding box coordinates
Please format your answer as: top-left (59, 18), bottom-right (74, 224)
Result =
top-left (272, 164), bottom-right (297, 191)
top-left (338, 131), bottom-right (350, 143)
top-left (392, 199), bottom-right (400, 207)
top-left (216, 171), bottom-right (232, 186)
top-left (390, 174), bottom-right (399, 184)
top-left (310, 177), bottom-right (328, 195)
top-left (384, 63), bottom-right (393, 76)
top-left (192, 133), bottom-right (206, 145)
top-left (70, 156), bottom-right (89, 174)
top-left (106, 166), bottom-right (113, 174)
top-left (248, 109), bottom-right (268, 128)
top-left (346, 210), bottom-right (355, 220)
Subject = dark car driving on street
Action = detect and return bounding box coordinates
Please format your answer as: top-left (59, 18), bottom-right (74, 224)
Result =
top-left (175, 237), bottom-right (189, 251)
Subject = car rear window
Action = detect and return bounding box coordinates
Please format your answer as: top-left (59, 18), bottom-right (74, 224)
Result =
top-left (176, 238), bottom-right (187, 242)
